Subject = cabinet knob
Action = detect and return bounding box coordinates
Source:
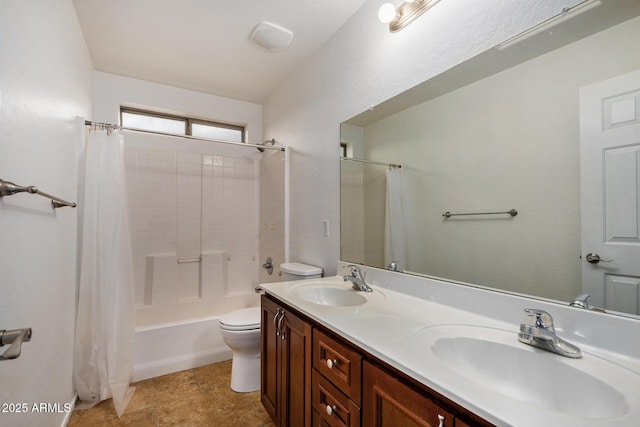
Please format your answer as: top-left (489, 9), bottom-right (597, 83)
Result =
top-left (326, 404), bottom-right (337, 416)
top-left (438, 414), bottom-right (445, 427)
top-left (326, 358), bottom-right (338, 369)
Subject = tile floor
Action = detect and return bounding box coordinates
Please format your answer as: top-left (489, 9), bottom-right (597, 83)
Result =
top-left (67, 360), bottom-right (275, 427)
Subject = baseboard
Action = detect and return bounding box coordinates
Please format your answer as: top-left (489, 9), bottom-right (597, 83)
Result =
top-left (60, 393), bottom-right (78, 426)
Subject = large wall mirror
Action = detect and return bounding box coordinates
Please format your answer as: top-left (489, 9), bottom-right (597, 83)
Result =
top-left (340, 0), bottom-right (640, 318)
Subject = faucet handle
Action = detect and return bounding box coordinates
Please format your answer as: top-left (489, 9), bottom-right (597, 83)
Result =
top-left (570, 293), bottom-right (591, 309)
top-left (344, 264), bottom-right (364, 277)
top-left (522, 309), bottom-right (555, 332)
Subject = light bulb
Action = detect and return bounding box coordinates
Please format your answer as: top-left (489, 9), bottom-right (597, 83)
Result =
top-left (378, 3), bottom-right (398, 24)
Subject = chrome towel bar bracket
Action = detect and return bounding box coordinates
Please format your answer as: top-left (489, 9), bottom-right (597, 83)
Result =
top-left (0, 179), bottom-right (77, 209)
top-left (0, 328), bottom-right (32, 361)
top-left (443, 208), bottom-right (517, 218)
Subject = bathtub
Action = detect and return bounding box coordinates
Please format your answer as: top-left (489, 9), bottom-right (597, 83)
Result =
top-left (133, 315), bottom-right (232, 381)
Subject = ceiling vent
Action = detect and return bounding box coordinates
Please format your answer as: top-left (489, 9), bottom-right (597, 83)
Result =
top-left (250, 22), bottom-right (294, 52)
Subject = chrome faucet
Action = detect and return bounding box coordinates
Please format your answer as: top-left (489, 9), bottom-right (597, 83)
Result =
top-left (570, 293), bottom-right (591, 309)
top-left (517, 309), bottom-right (582, 358)
top-left (343, 265), bottom-right (373, 292)
top-left (387, 261), bottom-right (400, 272)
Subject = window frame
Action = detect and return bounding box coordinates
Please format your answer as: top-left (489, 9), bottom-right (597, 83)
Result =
top-left (120, 107), bottom-right (246, 143)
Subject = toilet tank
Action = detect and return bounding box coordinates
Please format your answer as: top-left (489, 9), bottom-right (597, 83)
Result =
top-left (280, 263), bottom-right (323, 281)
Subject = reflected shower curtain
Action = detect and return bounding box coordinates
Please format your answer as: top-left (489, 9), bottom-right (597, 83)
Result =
top-left (384, 167), bottom-right (407, 271)
top-left (73, 129), bottom-right (135, 417)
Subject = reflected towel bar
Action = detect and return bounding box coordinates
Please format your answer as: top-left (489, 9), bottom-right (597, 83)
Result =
top-left (0, 179), bottom-right (77, 209)
top-left (443, 209), bottom-right (518, 218)
top-left (340, 156), bottom-right (402, 169)
top-left (177, 258), bottom-right (201, 264)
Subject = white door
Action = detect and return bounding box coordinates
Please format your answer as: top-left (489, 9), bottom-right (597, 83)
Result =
top-left (580, 69), bottom-right (640, 315)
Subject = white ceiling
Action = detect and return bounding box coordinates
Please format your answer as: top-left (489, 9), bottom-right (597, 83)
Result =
top-left (73, 0), bottom-right (368, 104)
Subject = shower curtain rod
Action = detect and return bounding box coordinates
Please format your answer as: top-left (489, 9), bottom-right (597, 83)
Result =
top-left (340, 156), bottom-right (401, 169)
top-left (84, 120), bottom-right (285, 152)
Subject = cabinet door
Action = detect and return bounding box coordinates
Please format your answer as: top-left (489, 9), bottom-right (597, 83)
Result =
top-left (261, 296), bottom-right (281, 425)
top-left (363, 361), bottom-right (454, 427)
top-left (281, 307), bottom-right (312, 427)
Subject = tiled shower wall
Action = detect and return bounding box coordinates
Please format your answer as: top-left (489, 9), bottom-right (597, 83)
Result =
top-left (124, 145), bottom-right (260, 326)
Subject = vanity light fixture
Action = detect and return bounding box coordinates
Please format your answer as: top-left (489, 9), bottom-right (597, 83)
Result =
top-left (378, 0), bottom-right (442, 32)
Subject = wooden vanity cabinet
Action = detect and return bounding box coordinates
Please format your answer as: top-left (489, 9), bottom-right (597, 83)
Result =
top-left (312, 329), bottom-right (362, 426)
top-left (261, 294), bottom-right (493, 427)
top-left (363, 361), bottom-right (454, 427)
top-left (260, 295), bottom-right (312, 427)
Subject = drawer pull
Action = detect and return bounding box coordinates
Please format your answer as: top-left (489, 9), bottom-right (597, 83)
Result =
top-left (326, 404), bottom-right (338, 416)
top-left (326, 358), bottom-right (338, 369)
top-left (438, 414), bottom-right (445, 427)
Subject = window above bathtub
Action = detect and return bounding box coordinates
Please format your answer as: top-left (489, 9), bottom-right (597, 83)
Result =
top-left (120, 107), bottom-right (245, 143)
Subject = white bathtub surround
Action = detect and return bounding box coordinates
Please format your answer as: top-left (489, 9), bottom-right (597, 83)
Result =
top-left (124, 141), bottom-right (261, 327)
top-left (74, 129), bottom-right (136, 417)
top-left (260, 264), bottom-right (640, 427)
top-left (133, 316), bottom-right (231, 382)
top-left (201, 250), bottom-right (229, 298)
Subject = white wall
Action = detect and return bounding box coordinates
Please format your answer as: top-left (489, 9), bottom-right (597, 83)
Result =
top-left (263, 0), bottom-right (582, 276)
top-left (93, 72), bottom-right (262, 144)
top-left (0, 1), bottom-right (93, 426)
top-left (259, 150), bottom-right (287, 284)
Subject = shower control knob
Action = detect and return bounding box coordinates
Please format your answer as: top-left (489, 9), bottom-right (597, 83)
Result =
top-left (262, 257), bottom-right (274, 275)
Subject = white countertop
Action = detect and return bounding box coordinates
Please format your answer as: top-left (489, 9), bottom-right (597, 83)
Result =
top-left (260, 273), bottom-right (640, 427)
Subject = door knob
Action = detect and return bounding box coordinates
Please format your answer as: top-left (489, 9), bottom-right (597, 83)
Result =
top-left (585, 253), bottom-right (613, 264)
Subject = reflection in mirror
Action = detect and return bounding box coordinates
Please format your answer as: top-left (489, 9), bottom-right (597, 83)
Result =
top-left (340, 1), bottom-right (640, 317)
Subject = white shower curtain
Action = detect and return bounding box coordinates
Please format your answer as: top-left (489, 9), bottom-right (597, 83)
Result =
top-left (384, 167), bottom-right (407, 271)
top-left (73, 129), bottom-right (135, 417)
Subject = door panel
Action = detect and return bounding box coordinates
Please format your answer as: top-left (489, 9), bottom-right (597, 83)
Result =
top-left (580, 69), bottom-right (640, 314)
top-left (261, 296), bottom-right (280, 424)
top-left (282, 308), bottom-right (312, 427)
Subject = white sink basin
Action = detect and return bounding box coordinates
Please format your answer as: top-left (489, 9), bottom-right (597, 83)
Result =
top-left (295, 285), bottom-right (367, 306)
top-left (413, 325), bottom-right (639, 421)
top-left (289, 281), bottom-right (385, 307)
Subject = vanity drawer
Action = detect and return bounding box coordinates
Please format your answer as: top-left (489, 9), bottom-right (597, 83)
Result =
top-left (312, 411), bottom-right (332, 427)
top-left (313, 329), bottom-right (362, 403)
top-left (312, 368), bottom-right (360, 427)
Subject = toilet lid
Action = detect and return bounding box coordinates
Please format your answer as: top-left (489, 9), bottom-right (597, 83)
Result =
top-left (220, 307), bottom-right (261, 331)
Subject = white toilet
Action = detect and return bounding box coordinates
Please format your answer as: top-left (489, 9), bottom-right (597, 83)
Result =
top-left (220, 263), bottom-right (321, 392)
top-left (220, 307), bottom-right (261, 392)
top-left (280, 262), bottom-right (323, 281)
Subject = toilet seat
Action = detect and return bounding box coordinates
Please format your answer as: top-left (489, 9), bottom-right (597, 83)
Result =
top-left (220, 307), bottom-right (261, 331)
